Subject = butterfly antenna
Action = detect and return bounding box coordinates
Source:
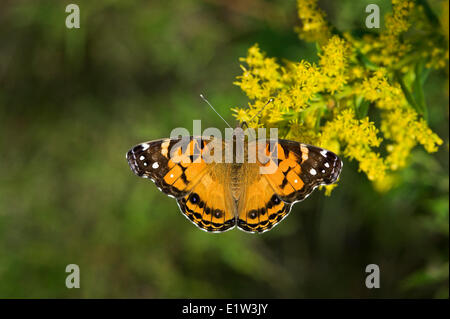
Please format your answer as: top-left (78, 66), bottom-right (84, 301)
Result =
top-left (200, 94), bottom-right (232, 129)
top-left (248, 98), bottom-right (274, 123)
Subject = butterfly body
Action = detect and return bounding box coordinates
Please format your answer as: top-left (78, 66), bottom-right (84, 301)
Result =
top-left (127, 134), bottom-right (342, 233)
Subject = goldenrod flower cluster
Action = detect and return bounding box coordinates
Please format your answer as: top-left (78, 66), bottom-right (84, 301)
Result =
top-left (356, 69), bottom-right (404, 110)
top-left (320, 109), bottom-right (386, 182)
top-left (233, 0), bottom-right (447, 193)
top-left (295, 0), bottom-right (330, 44)
top-left (359, 0), bottom-right (449, 69)
top-left (378, 0), bottom-right (414, 66)
top-left (382, 108), bottom-right (444, 170)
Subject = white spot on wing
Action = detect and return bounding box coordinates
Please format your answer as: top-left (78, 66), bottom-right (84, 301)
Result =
top-left (141, 143), bottom-right (150, 151)
top-left (324, 162), bottom-right (330, 168)
top-left (320, 149), bottom-right (328, 157)
top-left (310, 168), bottom-right (317, 175)
top-left (139, 155), bottom-right (145, 161)
top-left (152, 162), bottom-right (159, 169)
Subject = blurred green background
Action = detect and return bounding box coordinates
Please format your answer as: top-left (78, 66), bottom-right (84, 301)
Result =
top-left (0, 0), bottom-right (448, 298)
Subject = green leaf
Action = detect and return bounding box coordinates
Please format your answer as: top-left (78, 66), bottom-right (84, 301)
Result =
top-left (412, 61), bottom-right (429, 121)
top-left (395, 71), bottom-right (423, 117)
top-left (354, 95), bottom-right (370, 119)
top-left (420, 65), bottom-right (432, 86)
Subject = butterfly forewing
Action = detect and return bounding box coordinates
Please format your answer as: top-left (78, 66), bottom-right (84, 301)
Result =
top-left (268, 140), bottom-right (342, 203)
top-left (127, 138), bottom-right (207, 198)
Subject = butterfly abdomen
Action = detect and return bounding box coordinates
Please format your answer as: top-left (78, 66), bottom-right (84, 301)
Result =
top-left (230, 163), bottom-right (243, 200)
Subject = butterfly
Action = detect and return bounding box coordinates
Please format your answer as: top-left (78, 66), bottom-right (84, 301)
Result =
top-left (126, 130), bottom-right (343, 233)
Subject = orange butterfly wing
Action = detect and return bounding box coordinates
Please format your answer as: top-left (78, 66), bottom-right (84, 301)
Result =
top-left (263, 140), bottom-right (342, 202)
top-left (127, 137), bottom-right (236, 232)
top-left (177, 169), bottom-right (236, 232)
top-left (237, 173), bottom-right (292, 233)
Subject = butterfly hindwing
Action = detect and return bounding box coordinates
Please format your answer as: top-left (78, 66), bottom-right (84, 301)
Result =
top-left (177, 169), bottom-right (236, 232)
top-left (237, 173), bottom-right (292, 233)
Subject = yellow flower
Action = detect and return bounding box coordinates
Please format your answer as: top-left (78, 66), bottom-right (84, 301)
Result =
top-left (234, 45), bottom-right (282, 101)
top-left (320, 109), bottom-right (386, 182)
top-left (319, 36), bottom-right (351, 77)
top-left (319, 36), bottom-right (352, 93)
top-left (381, 108), bottom-right (443, 170)
top-left (357, 70), bottom-right (404, 110)
top-left (231, 107), bottom-right (251, 123)
top-left (320, 183), bottom-right (338, 196)
top-left (295, 0), bottom-right (331, 43)
top-left (378, 0), bottom-right (414, 66)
